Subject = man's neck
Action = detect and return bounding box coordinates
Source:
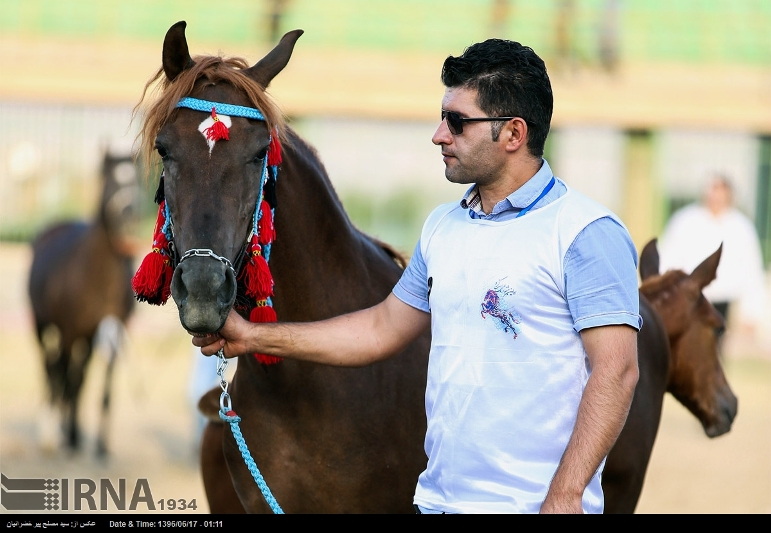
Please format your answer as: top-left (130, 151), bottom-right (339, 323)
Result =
top-left (478, 157), bottom-right (543, 215)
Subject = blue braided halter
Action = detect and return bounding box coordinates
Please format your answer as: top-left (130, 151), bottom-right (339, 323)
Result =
top-left (177, 97), bottom-right (266, 121)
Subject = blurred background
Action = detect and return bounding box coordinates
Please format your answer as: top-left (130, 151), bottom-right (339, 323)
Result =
top-left (1, 0), bottom-right (769, 514)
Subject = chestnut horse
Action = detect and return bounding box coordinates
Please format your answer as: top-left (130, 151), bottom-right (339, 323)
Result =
top-left (602, 239), bottom-right (737, 513)
top-left (27, 150), bottom-right (139, 456)
top-left (135, 22), bottom-right (735, 513)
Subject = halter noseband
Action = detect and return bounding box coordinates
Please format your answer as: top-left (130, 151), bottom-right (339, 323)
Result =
top-left (177, 248), bottom-right (236, 276)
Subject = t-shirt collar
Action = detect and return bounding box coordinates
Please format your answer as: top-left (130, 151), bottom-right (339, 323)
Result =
top-left (460, 159), bottom-right (553, 217)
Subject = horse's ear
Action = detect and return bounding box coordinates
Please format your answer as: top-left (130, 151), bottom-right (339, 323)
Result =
top-left (639, 238), bottom-right (660, 281)
top-left (162, 21), bottom-right (195, 82)
top-left (244, 29), bottom-right (304, 88)
top-left (689, 243), bottom-right (722, 290)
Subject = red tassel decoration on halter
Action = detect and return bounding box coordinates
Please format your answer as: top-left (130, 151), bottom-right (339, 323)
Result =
top-left (203, 107), bottom-right (229, 142)
top-left (257, 200), bottom-right (276, 246)
top-left (240, 236), bottom-right (274, 300)
top-left (132, 201), bottom-right (173, 305)
top-left (241, 129), bottom-right (282, 365)
top-left (267, 132), bottom-right (282, 167)
top-left (249, 303), bottom-right (282, 365)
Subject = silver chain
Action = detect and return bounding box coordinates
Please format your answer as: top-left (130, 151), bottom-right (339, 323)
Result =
top-left (217, 349), bottom-right (232, 413)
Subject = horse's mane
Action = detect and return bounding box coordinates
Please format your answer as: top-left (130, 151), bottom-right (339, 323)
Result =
top-left (367, 235), bottom-right (408, 269)
top-left (640, 269), bottom-right (688, 301)
top-left (132, 55), bottom-right (288, 179)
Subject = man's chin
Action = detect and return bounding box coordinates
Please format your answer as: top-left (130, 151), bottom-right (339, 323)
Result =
top-left (445, 172), bottom-right (473, 185)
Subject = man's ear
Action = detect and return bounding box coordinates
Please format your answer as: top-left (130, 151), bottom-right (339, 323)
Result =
top-left (504, 118), bottom-right (528, 152)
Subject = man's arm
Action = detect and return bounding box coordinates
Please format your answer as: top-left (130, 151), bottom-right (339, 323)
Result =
top-left (191, 292), bottom-right (431, 367)
top-left (540, 324), bottom-right (639, 514)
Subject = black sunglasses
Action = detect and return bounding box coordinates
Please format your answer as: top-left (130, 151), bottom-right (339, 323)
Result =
top-left (441, 110), bottom-right (516, 135)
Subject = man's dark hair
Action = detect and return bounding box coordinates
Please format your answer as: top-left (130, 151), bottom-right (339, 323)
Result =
top-left (441, 39), bottom-right (553, 157)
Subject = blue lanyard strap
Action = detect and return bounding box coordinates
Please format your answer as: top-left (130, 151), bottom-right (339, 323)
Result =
top-left (516, 176), bottom-right (556, 218)
top-left (176, 97), bottom-right (266, 121)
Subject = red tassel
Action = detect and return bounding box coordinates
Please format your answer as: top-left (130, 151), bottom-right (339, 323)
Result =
top-left (132, 202), bottom-right (173, 305)
top-left (257, 201), bottom-right (276, 246)
top-left (204, 108), bottom-right (229, 141)
top-left (249, 304), bottom-right (281, 365)
top-left (159, 260), bottom-right (173, 304)
top-left (267, 134), bottom-right (282, 166)
top-left (132, 250), bottom-right (164, 297)
top-left (249, 304), bottom-right (277, 323)
top-left (240, 237), bottom-right (273, 299)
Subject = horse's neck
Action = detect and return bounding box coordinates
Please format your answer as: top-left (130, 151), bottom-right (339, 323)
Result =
top-left (269, 133), bottom-right (402, 318)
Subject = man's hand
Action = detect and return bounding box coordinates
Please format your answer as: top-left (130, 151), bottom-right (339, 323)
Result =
top-left (190, 307), bottom-right (254, 358)
top-left (540, 491), bottom-right (584, 514)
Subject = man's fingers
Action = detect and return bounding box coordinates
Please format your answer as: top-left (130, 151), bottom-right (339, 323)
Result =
top-left (200, 339), bottom-right (225, 357)
top-left (190, 332), bottom-right (218, 347)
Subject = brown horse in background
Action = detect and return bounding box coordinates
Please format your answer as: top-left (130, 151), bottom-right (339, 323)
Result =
top-left (27, 150), bottom-right (140, 456)
top-left (602, 238), bottom-right (738, 513)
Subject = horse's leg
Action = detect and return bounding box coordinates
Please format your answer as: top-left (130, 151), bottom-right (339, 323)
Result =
top-left (95, 343), bottom-right (118, 458)
top-left (38, 323), bottom-right (65, 452)
top-left (61, 337), bottom-right (92, 451)
top-left (200, 421), bottom-right (246, 514)
top-left (94, 317), bottom-right (124, 458)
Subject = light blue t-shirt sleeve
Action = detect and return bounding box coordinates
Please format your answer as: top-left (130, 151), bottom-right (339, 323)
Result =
top-left (393, 240), bottom-right (431, 313)
top-left (565, 216), bottom-right (643, 332)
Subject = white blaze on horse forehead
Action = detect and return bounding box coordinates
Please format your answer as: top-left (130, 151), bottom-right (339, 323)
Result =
top-left (198, 114), bottom-right (232, 154)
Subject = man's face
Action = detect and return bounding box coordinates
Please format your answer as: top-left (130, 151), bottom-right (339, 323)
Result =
top-left (432, 87), bottom-right (507, 186)
top-left (705, 178), bottom-right (732, 214)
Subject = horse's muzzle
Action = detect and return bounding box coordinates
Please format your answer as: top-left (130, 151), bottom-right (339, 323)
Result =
top-left (171, 256), bottom-right (237, 334)
top-left (704, 385), bottom-right (738, 438)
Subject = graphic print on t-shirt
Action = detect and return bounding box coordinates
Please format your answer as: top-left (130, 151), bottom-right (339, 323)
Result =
top-left (480, 279), bottom-right (522, 339)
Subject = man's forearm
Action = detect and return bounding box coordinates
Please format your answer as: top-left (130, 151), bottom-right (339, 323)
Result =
top-left (541, 325), bottom-right (639, 513)
top-left (195, 293), bottom-right (431, 366)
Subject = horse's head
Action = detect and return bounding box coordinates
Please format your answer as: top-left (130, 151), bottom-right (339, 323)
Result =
top-left (99, 150), bottom-right (141, 253)
top-left (639, 238), bottom-right (738, 437)
top-left (135, 21), bottom-right (302, 334)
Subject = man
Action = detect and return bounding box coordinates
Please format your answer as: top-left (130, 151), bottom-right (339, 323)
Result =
top-left (193, 39), bottom-right (641, 514)
top-left (659, 174), bottom-right (766, 347)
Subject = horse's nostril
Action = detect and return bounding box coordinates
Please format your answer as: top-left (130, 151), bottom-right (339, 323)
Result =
top-left (171, 266), bottom-right (188, 303)
top-left (218, 268), bottom-right (237, 307)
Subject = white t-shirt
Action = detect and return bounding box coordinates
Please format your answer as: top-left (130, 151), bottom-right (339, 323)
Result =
top-left (413, 188), bottom-right (624, 514)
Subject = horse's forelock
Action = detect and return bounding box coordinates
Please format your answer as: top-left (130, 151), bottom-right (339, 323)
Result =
top-left (133, 54), bottom-right (287, 182)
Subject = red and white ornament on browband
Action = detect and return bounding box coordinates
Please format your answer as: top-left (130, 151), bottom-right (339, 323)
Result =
top-left (199, 107), bottom-right (231, 154)
top-left (132, 97), bottom-right (282, 364)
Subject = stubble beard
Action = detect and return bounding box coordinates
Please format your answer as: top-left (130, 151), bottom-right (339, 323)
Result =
top-left (444, 158), bottom-right (494, 187)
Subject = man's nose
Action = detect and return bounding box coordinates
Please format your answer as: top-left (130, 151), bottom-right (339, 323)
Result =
top-left (432, 119), bottom-right (452, 146)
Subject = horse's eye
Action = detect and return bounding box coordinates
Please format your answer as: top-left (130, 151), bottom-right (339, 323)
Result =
top-left (252, 148), bottom-right (268, 163)
top-left (155, 144), bottom-right (170, 161)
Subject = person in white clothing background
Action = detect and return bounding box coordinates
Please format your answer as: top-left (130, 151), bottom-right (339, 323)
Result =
top-left (659, 174), bottom-right (767, 351)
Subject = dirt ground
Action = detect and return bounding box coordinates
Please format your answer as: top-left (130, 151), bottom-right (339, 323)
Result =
top-left (1, 242), bottom-right (769, 515)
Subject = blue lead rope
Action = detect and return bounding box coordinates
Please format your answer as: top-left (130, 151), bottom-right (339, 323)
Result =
top-left (216, 350), bottom-right (283, 514)
top-left (219, 409), bottom-right (284, 514)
